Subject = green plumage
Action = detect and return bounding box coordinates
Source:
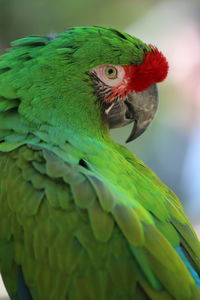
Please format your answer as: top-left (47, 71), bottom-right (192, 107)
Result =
top-left (0, 26), bottom-right (200, 300)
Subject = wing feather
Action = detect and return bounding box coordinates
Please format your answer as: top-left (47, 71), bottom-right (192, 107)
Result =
top-left (0, 144), bottom-right (200, 300)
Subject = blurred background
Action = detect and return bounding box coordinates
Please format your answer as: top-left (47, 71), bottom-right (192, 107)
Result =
top-left (0, 0), bottom-right (200, 298)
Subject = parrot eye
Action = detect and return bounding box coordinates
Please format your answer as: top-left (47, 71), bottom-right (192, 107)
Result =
top-left (105, 66), bottom-right (118, 79)
top-left (89, 64), bottom-right (125, 87)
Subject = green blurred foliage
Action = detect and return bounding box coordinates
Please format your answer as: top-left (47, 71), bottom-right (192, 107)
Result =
top-left (0, 0), bottom-right (157, 49)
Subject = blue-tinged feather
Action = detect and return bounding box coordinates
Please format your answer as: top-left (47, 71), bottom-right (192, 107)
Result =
top-left (11, 269), bottom-right (32, 300)
top-left (176, 246), bottom-right (200, 288)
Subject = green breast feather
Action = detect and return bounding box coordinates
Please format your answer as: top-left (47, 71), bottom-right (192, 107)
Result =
top-left (0, 26), bottom-right (200, 300)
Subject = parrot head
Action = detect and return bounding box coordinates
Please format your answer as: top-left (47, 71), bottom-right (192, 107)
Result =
top-left (88, 40), bottom-right (168, 142)
top-left (58, 27), bottom-right (168, 142)
top-left (1, 26), bottom-right (168, 143)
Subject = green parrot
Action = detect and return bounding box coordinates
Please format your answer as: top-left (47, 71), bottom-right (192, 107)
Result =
top-left (0, 26), bottom-right (200, 300)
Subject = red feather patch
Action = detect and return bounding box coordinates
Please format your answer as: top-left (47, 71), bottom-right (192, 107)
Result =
top-left (123, 46), bottom-right (169, 93)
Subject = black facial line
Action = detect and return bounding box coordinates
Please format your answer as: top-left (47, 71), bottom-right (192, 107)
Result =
top-left (88, 71), bottom-right (130, 114)
top-left (89, 71), bottom-right (112, 103)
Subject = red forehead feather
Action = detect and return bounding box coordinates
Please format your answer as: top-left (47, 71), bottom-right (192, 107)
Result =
top-left (123, 47), bottom-right (169, 93)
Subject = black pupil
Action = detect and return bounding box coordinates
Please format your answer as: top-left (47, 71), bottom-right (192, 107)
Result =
top-left (108, 68), bottom-right (114, 74)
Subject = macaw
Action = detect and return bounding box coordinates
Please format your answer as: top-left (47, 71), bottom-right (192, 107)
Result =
top-left (0, 26), bottom-right (200, 300)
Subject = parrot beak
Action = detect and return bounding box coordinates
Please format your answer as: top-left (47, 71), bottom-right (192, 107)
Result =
top-left (105, 84), bottom-right (158, 143)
